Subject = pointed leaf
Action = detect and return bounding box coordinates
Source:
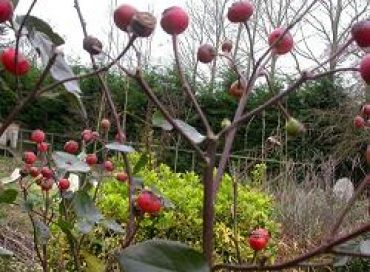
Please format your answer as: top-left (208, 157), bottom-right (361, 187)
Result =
top-left (34, 220), bottom-right (51, 245)
top-left (105, 142), bottom-right (135, 153)
top-left (16, 15), bottom-right (64, 45)
top-left (117, 240), bottom-right (210, 272)
top-left (152, 111), bottom-right (173, 131)
top-left (76, 219), bottom-right (93, 234)
top-left (0, 189), bottom-right (18, 204)
top-left (173, 120), bottom-right (205, 144)
top-left (52, 151), bottom-right (90, 173)
top-left (72, 191), bottom-right (103, 224)
top-left (101, 219), bottom-right (124, 234)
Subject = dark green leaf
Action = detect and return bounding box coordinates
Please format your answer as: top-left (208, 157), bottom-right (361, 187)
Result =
top-left (72, 191), bottom-right (103, 224)
top-left (0, 189), bottom-right (18, 204)
top-left (101, 219), bottom-right (124, 234)
top-left (105, 143), bottom-right (135, 153)
top-left (133, 153), bottom-right (149, 175)
top-left (16, 15), bottom-right (64, 45)
top-left (117, 240), bottom-right (210, 272)
top-left (34, 220), bottom-right (50, 245)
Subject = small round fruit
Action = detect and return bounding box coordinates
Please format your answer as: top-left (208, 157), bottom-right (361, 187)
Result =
top-left (160, 6), bottom-right (189, 35)
top-left (41, 167), bottom-right (53, 179)
top-left (83, 35), bottom-right (103, 55)
top-left (136, 191), bottom-right (162, 214)
top-left (229, 80), bottom-right (244, 99)
top-left (253, 228), bottom-right (270, 240)
top-left (23, 151), bottom-right (37, 165)
top-left (30, 167), bottom-right (40, 178)
top-left (81, 129), bottom-right (93, 142)
top-left (58, 178), bottom-right (70, 191)
top-left (285, 117), bottom-right (306, 137)
top-left (114, 4), bottom-right (137, 31)
top-left (30, 129), bottom-right (45, 143)
top-left (268, 28), bottom-right (294, 55)
top-left (21, 164), bottom-right (31, 176)
top-left (104, 160), bottom-right (114, 172)
top-left (248, 233), bottom-right (268, 251)
top-left (227, 1), bottom-right (254, 23)
top-left (221, 40), bottom-right (233, 53)
top-left (40, 179), bottom-right (53, 191)
top-left (362, 104), bottom-right (370, 116)
top-left (0, 0), bottom-right (13, 23)
top-left (359, 54), bottom-right (370, 84)
top-left (64, 140), bottom-right (79, 154)
top-left (197, 44), bottom-right (216, 63)
top-left (37, 142), bottom-right (48, 153)
top-left (354, 115), bottom-right (365, 129)
top-left (1, 48), bottom-right (30, 76)
top-left (86, 154), bottom-right (98, 166)
top-left (101, 118), bottom-right (111, 131)
top-left (352, 20), bottom-right (370, 48)
top-left (130, 12), bottom-right (157, 37)
top-left (116, 172), bottom-right (128, 182)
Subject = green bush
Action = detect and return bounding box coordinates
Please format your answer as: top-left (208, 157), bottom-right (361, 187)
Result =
top-left (98, 153), bottom-right (280, 263)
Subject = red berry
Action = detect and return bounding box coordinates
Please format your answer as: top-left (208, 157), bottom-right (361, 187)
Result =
top-left (64, 140), bottom-right (79, 154)
top-left (248, 235), bottom-right (268, 251)
top-left (352, 20), bottom-right (370, 48)
top-left (41, 167), bottom-right (53, 179)
top-left (227, 1), bottom-right (254, 23)
top-left (0, 0), bottom-right (13, 23)
top-left (30, 167), bottom-right (40, 178)
top-left (30, 129), bottom-right (45, 143)
top-left (114, 4), bottom-right (137, 31)
top-left (1, 48), bottom-right (30, 76)
top-left (136, 191), bottom-right (162, 214)
top-left (23, 151), bottom-right (37, 165)
top-left (116, 172), bottom-right (128, 182)
top-left (86, 154), bottom-right (98, 166)
top-left (101, 118), bottom-right (111, 131)
top-left (221, 40), bottom-right (233, 53)
top-left (268, 28), bottom-right (294, 55)
top-left (197, 44), bottom-right (216, 64)
top-left (362, 104), bottom-right (370, 116)
top-left (40, 179), bottom-right (53, 191)
top-left (104, 160), bottom-right (114, 172)
top-left (21, 164), bottom-right (31, 176)
top-left (58, 178), bottom-right (70, 191)
top-left (354, 115), bottom-right (365, 129)
top-left (360, 54), bottom-right (370, 84)
top-left (37, 142), bottom-right (49, 153)
top-left (161, 6), bottom-right (189, 35)
top-left (81, 129), bottom-right (93, 142)
top-left (253, 228), bottom-right (270, 240)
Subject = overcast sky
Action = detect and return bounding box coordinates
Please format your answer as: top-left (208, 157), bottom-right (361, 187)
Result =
top-left (16, 0), bottom-right (187, 62)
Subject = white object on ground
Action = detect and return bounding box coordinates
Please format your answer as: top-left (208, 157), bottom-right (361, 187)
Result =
top-left (333, 177), bottom-right (354, 202)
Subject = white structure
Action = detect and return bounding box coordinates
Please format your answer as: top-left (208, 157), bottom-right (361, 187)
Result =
top-left (0, 123), bottom-right (20, 149)
top-left (333, 177), bottom-right (354, 202)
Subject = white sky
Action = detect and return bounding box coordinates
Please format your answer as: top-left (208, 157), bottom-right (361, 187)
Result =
top-left (16, 0), bottom-right (187, 63)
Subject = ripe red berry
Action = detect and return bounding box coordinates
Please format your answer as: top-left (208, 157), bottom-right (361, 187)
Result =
top-left (160, 6), bottom-right (189, 35)
top-left (221, 40), bottom-right (233, 53)
top-left (354, 115), bottom-right (365, 129)
top-left (23, 151), bottom-right (37, 165)
top-left (253, 228), bottom-right (270, 240)
top-left (30, 167), bottom-right (40, 178)
top-left (248, 233), bottom-right (268, 251)
top-left (86, 154), bottom-right (98, 166)
top-left (0, 0), bottom-right (13, 23)
top-left (197, 44), bottom-right (216, 64)
top-left (101, 118), bottom-right (111, 131)
top-left (41, 167), bottom-right (53, 179)
top-left (58, 178), bottom-right (70, 191)
top-left (1, 48), bottom-right (30, 76)
top-left (268, 28), bottom-right (294, 55)
top-left (136, 191), bottom-right (162, 214)
top-left (114, 4), bottom-right (137, 31)
top-left (30, 129), bottom-right (45, 143)
top-left (40, 179), bottom-right (53, 191)
top-left (360, 54), bottom-right (370, 84)
top-left (64, 140), bottom-right (79, 154)
top-left (116, 172), bottom-right (128, 182)
top-left (37, 142), bottom-right (49, 153)
top-left (352, 20), bottom-right (370, 48)
top-left (81, 129), bottom-right (93, 142)
top-left (362, 104), bottom-right (370, 116)
top-left (103, 160), bottom-right (114, 172)
top-left (227, 1), bottom-right (254, 23)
